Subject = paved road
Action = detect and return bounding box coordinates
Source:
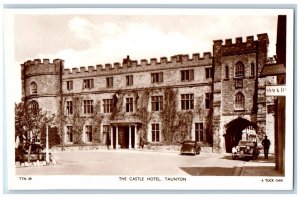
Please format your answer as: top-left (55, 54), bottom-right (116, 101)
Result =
top-left (16, 150), bottom-right (246, 176)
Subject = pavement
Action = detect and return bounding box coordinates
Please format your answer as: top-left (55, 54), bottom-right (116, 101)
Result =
top-left (240, 154), bottom-right (284, 176)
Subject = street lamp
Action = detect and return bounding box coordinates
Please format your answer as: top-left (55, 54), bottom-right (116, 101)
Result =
top-left (45, 110), bottom-right (52, 165)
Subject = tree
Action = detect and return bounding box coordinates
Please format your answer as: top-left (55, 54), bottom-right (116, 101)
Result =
top-left (15, 102), bottom-right (55, 163)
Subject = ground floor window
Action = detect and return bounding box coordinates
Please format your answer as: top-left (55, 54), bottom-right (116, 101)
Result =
top-left (85, 125), bottom-right (92, 142)
top-left (195, 123), bottom-right (204, 142)
top-left (103, 125), bottom-right (110, 144)
top-left (66, 126), bottom-right (73, 142)
top-left (151, 124), bottom-right (160, 142)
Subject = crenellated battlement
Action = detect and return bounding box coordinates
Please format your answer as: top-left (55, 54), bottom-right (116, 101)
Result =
top-left (21, 58), bottom-right (64, 78)
top-left (62, 52), bottom-right (212, 76)
top-left (214, 34), bottom-right (269, 56)
top-left (21, 58), bottom-right (64, 67)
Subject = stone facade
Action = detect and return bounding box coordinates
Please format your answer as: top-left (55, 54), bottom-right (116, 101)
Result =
top-left (21, 34), bottom-right (272, 153)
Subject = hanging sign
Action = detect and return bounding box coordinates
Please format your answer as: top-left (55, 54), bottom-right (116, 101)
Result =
top-left (266, 85), bottom-right (286, 96)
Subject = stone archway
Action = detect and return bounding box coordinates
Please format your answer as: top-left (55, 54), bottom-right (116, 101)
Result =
top-left (224, 117), bottom-right (257, 153)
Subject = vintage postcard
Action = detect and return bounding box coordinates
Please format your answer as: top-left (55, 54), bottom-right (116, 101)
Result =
top-left (3, 7), bottom-right (294, 191)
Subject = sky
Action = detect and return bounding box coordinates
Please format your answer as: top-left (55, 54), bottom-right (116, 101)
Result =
top-left (14, 14), bottom-right (278, 68)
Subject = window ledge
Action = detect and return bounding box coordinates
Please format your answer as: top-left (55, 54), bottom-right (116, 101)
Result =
top-left (234, 109), bottom-right (245, 112)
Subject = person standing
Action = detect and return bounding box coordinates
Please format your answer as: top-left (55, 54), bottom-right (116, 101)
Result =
top-left (262, 135), bottom-right (271, 159)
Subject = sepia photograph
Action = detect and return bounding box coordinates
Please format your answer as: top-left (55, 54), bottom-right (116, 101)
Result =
top-left (3, 6), bottom-right (294, 191)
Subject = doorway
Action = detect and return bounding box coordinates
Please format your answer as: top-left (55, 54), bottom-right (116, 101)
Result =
top-left (224, 117), bottom-right (258, 153)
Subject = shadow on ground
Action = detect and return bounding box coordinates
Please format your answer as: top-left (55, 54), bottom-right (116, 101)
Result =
top-left (220, 155), bottom-right (251, 161)
top-left (180, 167), bottom-right (236, 176)
top-left (242, 166), bottom-right (284, 176)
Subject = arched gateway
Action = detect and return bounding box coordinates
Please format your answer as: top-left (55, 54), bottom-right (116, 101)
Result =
top-left (224, 117), bottom-right (258, 153)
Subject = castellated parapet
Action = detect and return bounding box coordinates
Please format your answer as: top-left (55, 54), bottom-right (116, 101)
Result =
top-left (62, 52), bottom-right (212, 78)
top-left (216, 33), bottom-right (269, 56)
top-left (21, 58), bottom-right (64, 80)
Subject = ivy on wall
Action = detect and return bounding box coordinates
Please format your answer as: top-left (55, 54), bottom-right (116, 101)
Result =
top-left (90, 100), bottom-right (103, 143)
top-left (57, 87), bottom-right (214, 146)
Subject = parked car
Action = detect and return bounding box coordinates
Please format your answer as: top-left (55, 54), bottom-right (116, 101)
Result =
top-left (232, 140), bottom-right (260, 160)
top-left (180, 141), bottom-right (201, 155)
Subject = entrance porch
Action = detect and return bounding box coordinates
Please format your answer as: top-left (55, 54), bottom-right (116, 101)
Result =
top-left (109, 121), bottom-right (140, 149)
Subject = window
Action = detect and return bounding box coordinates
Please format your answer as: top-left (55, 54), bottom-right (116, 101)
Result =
top-left (235, 92), bottom-right (245, 111)
top-left (126, 97), bottom-right (133, 112)
top-left (29, 100), bottom-right (39, 115)
top-left (66, 101), bottom-right (73, 115)
top-left (66, 126), bottom-right (73, 142)
top-left (205, 93), bottom-right (212, 109)
top-left (225, 66), bottom-right (229, 79)
top-left (83, 79), bottom-right (94, 89)
top-left (103, 125), bottom-right (110, 144)
top-left (67, 81), bottom-right (73, 90)
top-left (30, 82), bottom-right (37, 95)
top-left (181, 94), bottom-right (194, 110)
top-left (181, 69), bottom-right (194, 81)
top-left (205, 68), bottom-right (212, 79)
top-left (195, 123), bottom-right (204, 142)
top-left (151, 124), bottom-right (160, 142)
top-left (151, 72), bottom-right (163, 83)
top-left (103, 99), bottom-right (113, 113)
top-left (151, 96), bottom-right (163, 111)
top-left (235, 79), bottom-right (243, 88)
top-left (235, 61), bottom-right (245, 77)
top-left (83, 100), bottom-right (93, 114)
top-left (250, 63), bottom-right (255, 77)
top-left (126, 75), bottom-right (133, 86)
top-left (106, 77), bottom-right (113, 88)
top-left (103, 125), bottom-right (110, 133)
top-left (85, 125), bottom-right (92, 142)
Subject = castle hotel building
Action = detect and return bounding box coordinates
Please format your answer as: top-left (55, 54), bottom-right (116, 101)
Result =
top-left (21, 33), bottom-right (275, 153)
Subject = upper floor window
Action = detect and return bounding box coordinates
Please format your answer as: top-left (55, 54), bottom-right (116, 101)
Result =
top-left (83, 100), bottom-right (93, 114)
top-left (103, 99), bottom-right (113, 113)
top-left (151, 96), bottom-right (163, 111)
top-left (67, 81), bottom-right (73, 90)
top-left (66, 101), bottom-right (73, 115)
top-left (205, 68), bottom-right (212, 79)
top-left (181, 94), bottom-right (194, 110)
top-left (106, 77), bottom-right (113, 88)
top-left (181, 69), bottom-right (194, 81)
top-left (29, 100), bottom-right (39, 115)
top-left (250, 63), bottom-right (255, 77)
top-left (30, 82), bottom-right (37, 95)
top-left (225, 66), bottom-right (229, 79)
top-left (83, 79), bottom-right (94, 89)
top-left (235, 61), bottom-right (245, 78)
top-left (126, 97), bottom-right (133, 112)
top-left (205, 93), bottom-right (212, 109)
top-left (151, 72), bottom-right (163, 83)
top-left (126, 75), bottom-right (133, 86)
top-left (235, 92), bottom-right (245, 111)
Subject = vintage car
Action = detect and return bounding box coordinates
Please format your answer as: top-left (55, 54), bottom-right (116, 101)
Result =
top-left (180, 141), bottom-right (201, 155)
top-left (232, 140), bottom-right (260, 160)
